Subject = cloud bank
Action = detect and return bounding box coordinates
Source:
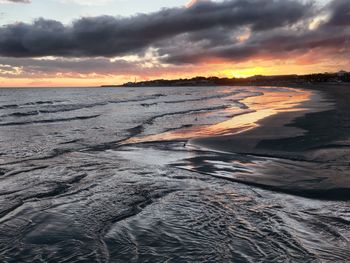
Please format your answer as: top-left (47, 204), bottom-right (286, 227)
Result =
top-left (0, 0), bottom-right (349, 81)
top-left (0, 0), bottom-right (316, 58)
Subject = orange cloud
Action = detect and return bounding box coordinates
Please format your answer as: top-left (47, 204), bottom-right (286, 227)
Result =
top-left (186, 0), bottom-right (198, 8)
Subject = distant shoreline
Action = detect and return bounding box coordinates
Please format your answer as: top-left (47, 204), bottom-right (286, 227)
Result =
top-left (101, 71), bottom-right (350, 88)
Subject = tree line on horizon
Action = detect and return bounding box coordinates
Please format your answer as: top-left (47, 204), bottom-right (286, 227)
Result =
top-left (114, 71), bottom-right (350, 87)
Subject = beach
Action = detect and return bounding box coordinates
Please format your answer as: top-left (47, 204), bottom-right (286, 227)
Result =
top-left (0, 85), bottom-right (349, 261)
top-left (187, 84), bottom-right (350, 199)
top-left (1, 0), bottom-right (349, 261)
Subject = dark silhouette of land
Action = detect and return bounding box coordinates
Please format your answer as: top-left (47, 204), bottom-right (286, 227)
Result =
top-left (101, 71), bottom-right (350, 87)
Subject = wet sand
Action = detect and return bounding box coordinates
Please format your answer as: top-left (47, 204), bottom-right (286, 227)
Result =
top-left (1, 86), bottom-right (349, 261)
top-left (188, 84), bottom-right (350, 199)
top-left (191, 83), bottom-right (350, 160)
top-left (118, 85), bottom-right (350, 199)
top-left (124, 87), bottom-right (313, 145)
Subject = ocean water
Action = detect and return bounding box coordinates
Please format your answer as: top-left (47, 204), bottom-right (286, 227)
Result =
top-left (0, 86), bottom-right (349, 262)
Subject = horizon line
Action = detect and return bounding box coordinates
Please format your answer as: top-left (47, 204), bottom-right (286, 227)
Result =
top-left (1, 70), bottom-right (349, 88)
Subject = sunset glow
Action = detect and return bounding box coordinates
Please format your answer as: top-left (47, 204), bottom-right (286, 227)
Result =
top-left (123, 88), bottom-right (311, 144)
top-left (0, 0), bottom-right (349, 87)
top-left (1, 1), bottom-right (350, 260)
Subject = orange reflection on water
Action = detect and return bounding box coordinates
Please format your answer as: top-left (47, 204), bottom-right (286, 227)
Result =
top-left (124, 87), bottom-right (312, 144)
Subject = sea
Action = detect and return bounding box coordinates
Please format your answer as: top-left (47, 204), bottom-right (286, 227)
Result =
top-left (0, 86), bottom-right (349, 262)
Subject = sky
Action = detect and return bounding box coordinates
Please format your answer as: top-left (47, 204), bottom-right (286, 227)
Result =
top-left (0, 0), bottom-right (349, 87)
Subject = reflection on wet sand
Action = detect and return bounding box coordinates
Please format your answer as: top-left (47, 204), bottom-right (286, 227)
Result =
top-left (124, 87), bottom-right (312, 144)
top-left (1, 86), bottom-right (349, 262)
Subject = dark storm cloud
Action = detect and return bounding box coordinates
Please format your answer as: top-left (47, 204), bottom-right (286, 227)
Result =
top-left (0, 0), bottom-right (313, 57)
top-left (324, 0), bottom-right (350, 26)
top-left (160, 0), bottom-right (350, 64)
top-left (0, 0), bottom-right (349, 69)
top-left (161, 25), bottom-right (350, 64)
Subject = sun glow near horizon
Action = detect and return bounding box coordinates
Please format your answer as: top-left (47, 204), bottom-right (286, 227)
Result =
top-left (1, 62), bottom-right (347, 87)
top-left (0, 0), bottom-right (349, 87)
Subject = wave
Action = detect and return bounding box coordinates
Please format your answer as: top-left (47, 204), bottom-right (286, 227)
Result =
top-left (163, 91), bottom-right (240, 104)
top-left (125, 105), bottom-right (232, 139)
top-left (0, 104), bottom-right (19, 110)
top-left (0, 115), bottom-right (100, 126)
top-left (24, 100), bottom-right (63, 106)
top-left (0, 94), bottom-right (166, 118)
top-left (2, 111), bottom-right (40, 117)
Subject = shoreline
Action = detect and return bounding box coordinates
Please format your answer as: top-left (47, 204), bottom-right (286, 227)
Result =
top-left (121, 86), bottom-right (312, 146)
top-left (181, 83), bottom-right (350, 199)
top-left (189, 84), bottom-right (350, 161)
